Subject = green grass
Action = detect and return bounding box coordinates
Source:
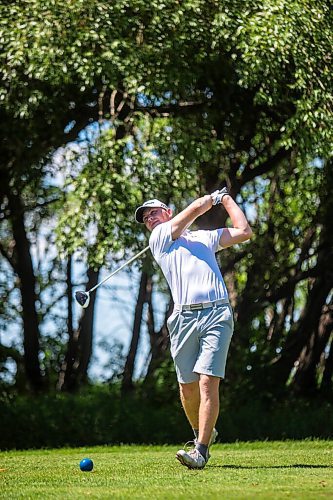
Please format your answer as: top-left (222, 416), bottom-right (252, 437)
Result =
top-left (1, 441), bottom-right (332, 499)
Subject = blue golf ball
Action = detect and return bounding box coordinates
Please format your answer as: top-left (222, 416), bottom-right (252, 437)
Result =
top-left (80, 458), bottom-right (93, 472)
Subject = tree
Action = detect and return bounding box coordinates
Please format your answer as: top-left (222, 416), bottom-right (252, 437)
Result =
top-left (1, 0), bottom-right (332, 396)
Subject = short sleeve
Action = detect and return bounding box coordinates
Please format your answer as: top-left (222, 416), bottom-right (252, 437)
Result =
top-left (208, 228), bottom-right (224, 252)
top-left (149, 221), bottom-right (173, 259)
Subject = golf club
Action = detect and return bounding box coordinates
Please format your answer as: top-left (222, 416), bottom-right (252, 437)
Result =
top-left (75, 245), bottom-right (150, 308)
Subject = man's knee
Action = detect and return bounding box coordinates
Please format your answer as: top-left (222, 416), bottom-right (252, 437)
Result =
top-left (199, 374), bottom-right (220, 399)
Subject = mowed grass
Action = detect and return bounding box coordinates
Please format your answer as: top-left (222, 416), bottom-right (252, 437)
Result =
top-left (1, 441), bottom-right (332, 499)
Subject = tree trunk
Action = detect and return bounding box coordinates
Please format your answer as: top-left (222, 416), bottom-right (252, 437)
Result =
top-left (321, 332), bottom-right (333, 395)
top-left (66, 255), bottom-right (74, 342)
top-left (57, 266), bottom-right (99, 391)
top-left (8, 191), bottom-right (44, 392)
top-left (144, 298), bottom-right (173, 388)
top-left (59, 92), bottom-right (134, 393)
top-left (292, 302), bottom-right (333, 395)
top-left (121, 268), bottom-right (148, 392)
top-left (269, 155), bottom-right (333, 393)
top-left (270, 239), bottom-right (333, 389)
top-left (76, 267), bottom-right (99, 381)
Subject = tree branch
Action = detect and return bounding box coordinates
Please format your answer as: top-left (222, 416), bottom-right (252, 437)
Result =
top-left (134, 99), bottom-right (208, 117)
top-left (239, 147), bottom-right (289, 186)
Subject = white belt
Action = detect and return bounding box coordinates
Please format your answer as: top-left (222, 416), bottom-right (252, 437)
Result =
top-left (175, 298), bottom-right (229, 312)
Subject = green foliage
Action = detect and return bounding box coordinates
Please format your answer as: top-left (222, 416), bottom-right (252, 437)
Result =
top-left (213, 1), bottom-right (332, 155)
top-left (57, 131), bottom-right (143, 264)
top-left (0, 181), bottom-right (69, 387)
top-left (56, 116), bottom-right (203, 266)
top-left (1, 386), bottom-right (333, 450)
top-left (223, 158), bottom-right (328, 395)
top-left (1, 1), bottom-right (331, 155)
top-left (1, 0), bottom-right (332, 397)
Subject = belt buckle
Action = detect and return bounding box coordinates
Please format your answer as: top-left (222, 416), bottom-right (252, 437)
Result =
top-left (189, 303), bottom-right (203, 311)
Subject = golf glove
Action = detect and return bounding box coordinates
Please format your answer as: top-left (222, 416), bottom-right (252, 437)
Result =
top-left (210, 187), bottom-right (229, 205)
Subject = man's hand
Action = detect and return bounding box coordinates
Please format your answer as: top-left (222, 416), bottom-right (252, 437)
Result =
top-left (210, 187), bottom-right (229, 205)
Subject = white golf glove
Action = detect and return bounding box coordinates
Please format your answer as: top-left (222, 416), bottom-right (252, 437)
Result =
top-left (210, 187), bottom-right (229, 205)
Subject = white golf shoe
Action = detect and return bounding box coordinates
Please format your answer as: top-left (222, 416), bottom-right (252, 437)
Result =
top-left (176, 448), bottom-right (208, 469)
top-left (176, 427), bottom-right (218, 469)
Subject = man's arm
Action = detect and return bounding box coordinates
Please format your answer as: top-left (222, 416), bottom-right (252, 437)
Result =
top-left (219, 195), bottom-right (253, 248)
top-left (170, 195), bottom-right (213, 240)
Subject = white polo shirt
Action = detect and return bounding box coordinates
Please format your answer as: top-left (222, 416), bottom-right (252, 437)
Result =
top-left (149, 220), bottom-right (229, 305)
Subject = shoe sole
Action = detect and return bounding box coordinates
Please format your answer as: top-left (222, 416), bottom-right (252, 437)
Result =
top-left (175, 453), bottom-right (205, 470)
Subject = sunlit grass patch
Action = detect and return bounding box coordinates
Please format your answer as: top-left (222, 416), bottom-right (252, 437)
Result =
top-left (1, 440), bottom-right (332, 499)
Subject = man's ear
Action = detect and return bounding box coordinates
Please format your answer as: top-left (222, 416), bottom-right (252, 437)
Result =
top-left (167, 208), bottom-right (173, 218)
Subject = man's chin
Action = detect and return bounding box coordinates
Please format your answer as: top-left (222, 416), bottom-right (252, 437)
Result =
top-left (150, 221), bottom-right (161, 230)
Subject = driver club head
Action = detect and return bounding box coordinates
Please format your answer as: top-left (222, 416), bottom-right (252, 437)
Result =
top-left (75, 291), bottom-right (90, 308)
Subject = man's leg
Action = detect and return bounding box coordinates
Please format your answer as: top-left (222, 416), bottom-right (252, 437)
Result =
top-left (179, 381), bottom-right (200, 431)
top-left (176, 375), bottom-right (220, 469)
top-left (198, 374), bottom-right (220, 445)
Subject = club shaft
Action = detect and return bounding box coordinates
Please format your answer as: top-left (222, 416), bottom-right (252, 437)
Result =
top-left (88, 246), bottom-right (150, 293)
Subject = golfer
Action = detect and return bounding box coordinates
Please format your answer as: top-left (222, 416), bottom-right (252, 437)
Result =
top-left (135, 188), bottom-right (253, 469)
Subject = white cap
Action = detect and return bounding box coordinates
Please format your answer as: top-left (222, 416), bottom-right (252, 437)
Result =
top-left (135, 199), bottom-right (168, 223)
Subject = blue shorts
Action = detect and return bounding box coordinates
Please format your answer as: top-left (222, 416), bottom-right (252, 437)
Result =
top-left (167, 302), bottom-right (234, 384)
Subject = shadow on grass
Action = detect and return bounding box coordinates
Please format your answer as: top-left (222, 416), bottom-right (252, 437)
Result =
top-left (211, 464), bottom-right (333, 469)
